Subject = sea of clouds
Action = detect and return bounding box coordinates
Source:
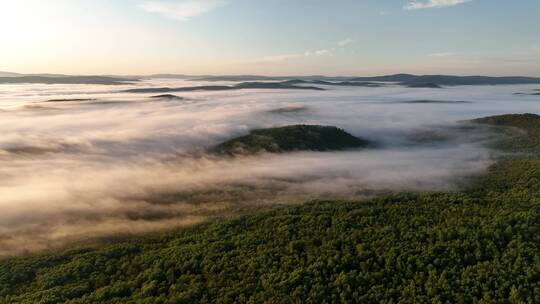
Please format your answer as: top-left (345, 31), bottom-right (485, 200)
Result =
top-left (0, 79), bottom-right (538, 256)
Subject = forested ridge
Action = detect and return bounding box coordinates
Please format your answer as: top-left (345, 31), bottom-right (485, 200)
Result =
top-left (212, 125), bottom-right (371, 156)
top-left (2, 114), bottom-right (540, 303)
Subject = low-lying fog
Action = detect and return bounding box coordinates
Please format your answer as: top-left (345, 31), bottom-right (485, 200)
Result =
top-left (0, 79), bottom-right (538, 256)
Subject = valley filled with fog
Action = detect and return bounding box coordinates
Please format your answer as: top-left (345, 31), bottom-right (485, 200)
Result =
top-left (0, 79), bottom-right (538, 256)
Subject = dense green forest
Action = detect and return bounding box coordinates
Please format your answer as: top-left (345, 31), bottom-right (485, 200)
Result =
top-left (2, 114), bottom-right (540, 303)
top-left (212, 125), bottom-right (371, 155)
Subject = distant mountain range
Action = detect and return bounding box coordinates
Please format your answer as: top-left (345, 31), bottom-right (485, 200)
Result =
top-left (0, 71), bottom-right (21, 77)
top-left (350, 74), bottom-right (540, 86)
top-left (169, 73), bottom-right (540, 86)
top-left (1, 72), bottom-right (539, 86)
top-left (123, 81), bottom-right (326, 93)
top-left (0, 75), bottom-right (138, 85)
top-left (190, 74), bottom-right (540, 86)
top-left (187, 75), bottom-right (354, 82)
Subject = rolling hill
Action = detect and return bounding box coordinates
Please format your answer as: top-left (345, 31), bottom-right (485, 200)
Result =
top-left (212, 125), bottom-right (372, 155)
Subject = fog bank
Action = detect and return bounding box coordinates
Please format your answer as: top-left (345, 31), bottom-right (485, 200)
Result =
top-left (0, 79), bottom-right (538, 256)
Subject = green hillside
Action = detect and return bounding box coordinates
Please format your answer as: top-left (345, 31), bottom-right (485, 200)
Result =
top-left (2, 114), bottom-right (540, 303)
top-left (473, 113), bottom-right (540, 152)
top-left (212, 125), bottom-right (371, 156)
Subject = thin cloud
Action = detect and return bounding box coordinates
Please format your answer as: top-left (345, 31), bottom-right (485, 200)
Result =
top-left (429, 52), bottom-right (457, 58)
top-left (404, 0), bottom-right (472, 10)
top-left (240, 39), bottom-right (351, 64)
top-left (306, 49), bottom-right (332, 56)
top-left (139, 0), bottom-right (226, 21)
top-left (238, 50), bottom-right (328, 65)
top-left (305, 39), bottom-right (352, 57)
top-left (338, 38), bottom-right (354, 47)
top-left (237, 54), bottom-right (304, 64)
top-left (243, 48), bottom-right (333, 64)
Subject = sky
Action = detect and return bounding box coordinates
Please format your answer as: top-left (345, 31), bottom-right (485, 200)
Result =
top-left (1, 0), bottom-right (539, 76)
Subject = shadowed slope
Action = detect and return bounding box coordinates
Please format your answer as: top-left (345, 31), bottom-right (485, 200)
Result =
top-left (212, 125), bottom-right (371, 155)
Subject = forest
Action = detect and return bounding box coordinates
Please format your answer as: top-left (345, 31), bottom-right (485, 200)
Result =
top-left (2, 114), bottom-right (540, 303)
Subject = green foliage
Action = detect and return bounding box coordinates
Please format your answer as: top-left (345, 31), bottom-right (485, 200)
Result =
top-left (212, 125), bottom-right (371, 155)
top-left (473, 113), bottom-right (540, 152)
top-left (2, 114), bottom-right (540, 303)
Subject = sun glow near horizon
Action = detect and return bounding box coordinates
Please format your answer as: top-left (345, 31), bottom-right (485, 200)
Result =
top-left (1, 0), bottom-right (539, 76)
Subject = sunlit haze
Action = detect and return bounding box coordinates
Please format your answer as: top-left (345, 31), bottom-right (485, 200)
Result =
top-left (1, 0), bottom-right (539, 76)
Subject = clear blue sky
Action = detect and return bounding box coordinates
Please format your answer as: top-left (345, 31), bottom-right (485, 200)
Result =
top-left (1, 0), bottom-right (539, 76)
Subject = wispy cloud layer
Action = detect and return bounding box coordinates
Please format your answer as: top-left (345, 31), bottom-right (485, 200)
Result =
top-left (404, 0), bottom-right (472, 10)
top-left (140, 0), bottom-right (226, 20)
top-left (305, 39), bottom-right (353, 57)
top-left (305, 49), bottom-right (332, 57)
top-left (429, 52), bottom-right (457, 57)
top-left (239, 38), bottom-right (353, 64)
top-left (237, 54), bottom-right (304, 64)
top-left (2, 80), bottom-right (522, 256)
top-left (338, 38), bottom-right (354, 47)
